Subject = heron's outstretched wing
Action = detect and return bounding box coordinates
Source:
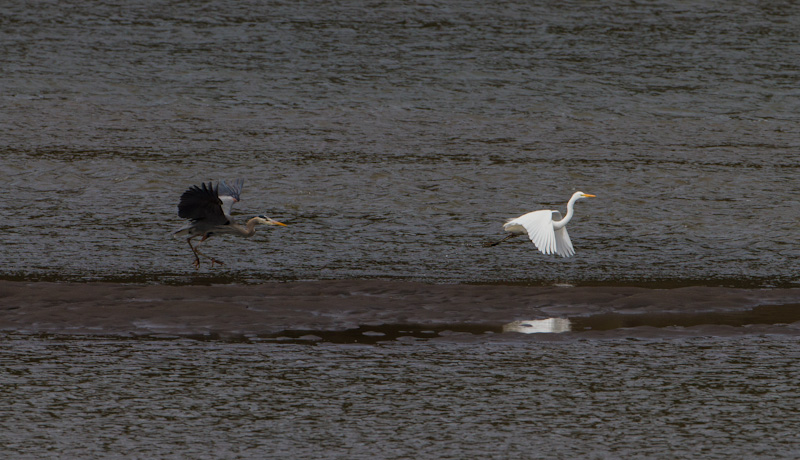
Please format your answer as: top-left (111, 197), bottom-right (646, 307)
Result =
top-left (178, 182), bottom-right (228, 225)
top-left (219, 179), bottom-right (244, 218)
top-left (219, 179), bottom-right (243, 201)
top-left (504, 210), bottom-right (574, 257)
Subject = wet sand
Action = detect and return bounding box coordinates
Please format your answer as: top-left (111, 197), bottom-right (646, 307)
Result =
top-left (2, 280), bottom-right (800, 342)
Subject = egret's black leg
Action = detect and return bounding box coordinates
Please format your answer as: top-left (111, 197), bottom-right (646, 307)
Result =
top-left (483, 233), bottom-right (520, 247)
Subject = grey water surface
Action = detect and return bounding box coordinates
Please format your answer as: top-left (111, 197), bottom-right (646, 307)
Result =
top-left (3, 335), bottom-right (800, 459)
top-left (2, 0), bottom-right (798, 285)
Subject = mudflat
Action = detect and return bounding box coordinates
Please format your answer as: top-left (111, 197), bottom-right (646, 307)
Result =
top-left (2, 280), bottom-right (800, 342)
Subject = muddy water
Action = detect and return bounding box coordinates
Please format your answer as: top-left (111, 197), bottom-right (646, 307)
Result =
top-left (3, 334), bottom-right (800, 459)
top-left (3, 280), bottom-right (800, 456)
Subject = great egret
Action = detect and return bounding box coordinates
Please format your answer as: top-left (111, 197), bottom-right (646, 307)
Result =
top-left (174, 180), bottom-right (287, 268)
top-left (485, 191), bottom-right (595, 257)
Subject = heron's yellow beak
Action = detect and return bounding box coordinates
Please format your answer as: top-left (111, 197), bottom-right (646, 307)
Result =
top-left (272, 220), bottom-right (288, 227)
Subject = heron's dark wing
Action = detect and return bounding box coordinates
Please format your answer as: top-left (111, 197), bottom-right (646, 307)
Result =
top-left (177, 182), bottom-right (228, 224)
top-left (219, 179), bottom-right (244, 202)
top-left (219, 179), bottom-right (244, 218)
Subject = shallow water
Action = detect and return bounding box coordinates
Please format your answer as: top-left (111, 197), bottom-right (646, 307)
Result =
top-left (2, 0), bottom-right (800, 286)
top-left (3, 334), bottom-right (800, 459)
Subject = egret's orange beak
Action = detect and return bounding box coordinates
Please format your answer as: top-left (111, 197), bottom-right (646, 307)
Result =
top-left (584, 194), bottom-right (596, 198)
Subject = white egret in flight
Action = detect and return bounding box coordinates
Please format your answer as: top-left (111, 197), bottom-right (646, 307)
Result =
top-left (485, 191), bottom-right (595, 257)
top-left (174, 179), bottom-right (287, 268)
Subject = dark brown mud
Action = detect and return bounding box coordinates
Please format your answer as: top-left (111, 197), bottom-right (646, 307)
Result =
top-left (3, 280), bottom-right (800, 342)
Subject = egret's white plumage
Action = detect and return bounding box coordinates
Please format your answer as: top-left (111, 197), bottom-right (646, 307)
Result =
top-left (489, 191), bottom-right (595, 257)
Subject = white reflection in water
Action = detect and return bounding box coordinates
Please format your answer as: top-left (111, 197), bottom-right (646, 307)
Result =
top-left (503, 318), bottom-right (572, 334)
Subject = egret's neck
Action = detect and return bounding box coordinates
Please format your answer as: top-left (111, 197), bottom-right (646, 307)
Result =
top-left (553, 195), bottom-right (579, 230)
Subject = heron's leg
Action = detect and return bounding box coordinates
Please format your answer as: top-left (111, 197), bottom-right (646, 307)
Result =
top-left (187, 236), bottom-right (202, 269)
top-left (194, 235), bottom-right (225, 267)
top-left (483, 233), bottom-right (520, 247)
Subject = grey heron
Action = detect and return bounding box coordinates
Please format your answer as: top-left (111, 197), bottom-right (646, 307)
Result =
top-left (174, 179), bottom-right (287, 268)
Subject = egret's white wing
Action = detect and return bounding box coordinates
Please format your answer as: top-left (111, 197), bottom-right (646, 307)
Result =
top-left (550, 210), bottom-right (575, 257)
top-left (504, 210), bottom-right (575, 257)
top-left (554, 226), bottom-right (575, 257)
top-left (504, 210), bottom-right (558, 255)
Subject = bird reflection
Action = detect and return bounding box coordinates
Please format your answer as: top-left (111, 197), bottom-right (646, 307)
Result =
top-left (503, 318), bottom-right (571, 334)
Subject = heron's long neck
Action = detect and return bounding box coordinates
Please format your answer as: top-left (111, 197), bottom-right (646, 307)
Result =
top-left (553, 195), bottom-right (579, 230)
top-left (233, 218), bottom-right (259, 237)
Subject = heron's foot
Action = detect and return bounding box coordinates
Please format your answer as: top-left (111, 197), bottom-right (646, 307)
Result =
top-left (210, 258), bottom-right (225, 267)
top-left (193, 258), bottom-right (200, 269)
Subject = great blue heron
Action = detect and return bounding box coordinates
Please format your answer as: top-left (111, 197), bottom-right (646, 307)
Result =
top-left (174, 179), bottom-right (287, 268)
top-left (485, 191), bottom-right (595, 257)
